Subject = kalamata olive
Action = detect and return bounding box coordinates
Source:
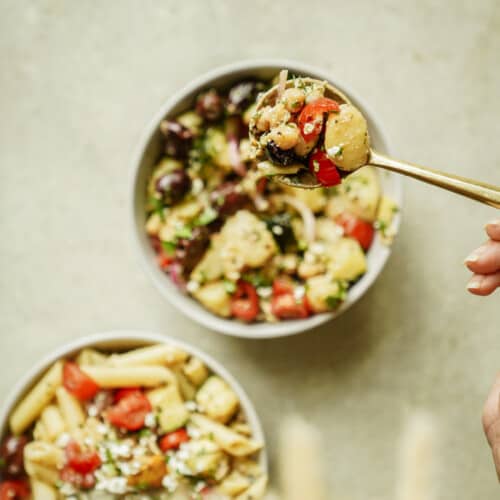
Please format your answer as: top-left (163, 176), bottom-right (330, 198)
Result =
top-left (266, 140), bottom-right (302, 166)
top-left (159, 120), bottom-right (194, 158)
top-left (264, 213), bottom-right (298, 253)
top-left (0, 435), bottom-right (28, 477)
top-left (227, 81), bottom-right (264, 115)
top-left (210, 182), bottom-right (251, 217)
top-left (175, 226), bottom-right (210, 274)
top-left (155, 169), bottom-right (192, 206)
top-left (196, 89), bottom-right (223, 121)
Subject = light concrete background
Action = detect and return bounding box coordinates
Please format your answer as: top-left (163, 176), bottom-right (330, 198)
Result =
top-left (1, 1), bottom-right (499, 498)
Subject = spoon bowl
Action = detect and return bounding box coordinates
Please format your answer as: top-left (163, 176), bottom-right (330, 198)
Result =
top-left (251, 75), bottom-right (500, 207)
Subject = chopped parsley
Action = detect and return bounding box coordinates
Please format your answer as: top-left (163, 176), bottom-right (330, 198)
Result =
top-left (194, 207), bottom-right (218, 226)
top-left (223, 280), bottom-right (237, 294)
top-left (175, 225), bottom-right (193, 240)
top-left (161, 240), bottom-right (177, 255)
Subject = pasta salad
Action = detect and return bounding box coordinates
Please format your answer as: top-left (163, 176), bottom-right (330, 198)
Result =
top-left (0, 344), bottom-right (266, 499)
top-left (144, 75), bottom-right (398, 323)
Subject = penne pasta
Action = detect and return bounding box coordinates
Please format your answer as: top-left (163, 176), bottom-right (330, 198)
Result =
top-left (9, 361), bottom-right (63, 435)
top-left (55, 386), bottom-right (85, 431)
top-left (24, 441), bottom-right (64, 469)
top-left (75, 348), bottom-right (108, 366)
top-left (190, 414), bottom-right (263, 457)
top-left (40, 405), bottom-right (66, 442)
top-left (24, 460), bottom-right (60, 486)
top-left (30, 479), bottom-right (58, 500)
top-left (2, 343), bottom-right (266, 499)
top-left (235, 475), bottom-right (268, 500)
top-left (81, 364), bottom-right (176, 388)
top-left (107, 344), bottom-right (188, 367)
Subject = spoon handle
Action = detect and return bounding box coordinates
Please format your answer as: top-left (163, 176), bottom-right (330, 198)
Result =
top-left (369, 150), bottom-right (500, 209)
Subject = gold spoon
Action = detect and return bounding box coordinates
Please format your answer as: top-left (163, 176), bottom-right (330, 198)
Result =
top-left (250, 77), bottom-right (500, 209)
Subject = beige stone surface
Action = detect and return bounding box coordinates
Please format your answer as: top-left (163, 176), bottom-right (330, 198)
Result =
top-left (0, 1), bottom-right (499, 498)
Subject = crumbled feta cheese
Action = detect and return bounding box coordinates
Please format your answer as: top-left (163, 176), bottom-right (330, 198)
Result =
top-left (87, 404), bottom-right (98, 418)
top-left (97, 423), bottom-right (108, 435)
top-left (294, 286), bottom-right (305, 300)
top-left (96, 476), bottom-right (128, 494)
top-left (192, 178), bottom-right (204, 195)
top-left (107, 441), bottom-right (132, 458)
top-left (303, 122), bottom-right (315, 134)
top-left (162, 473), bottom-right (178, 492)
top-left (187, 426), bottom-right (201, 439)
top-left (310, 242), bottom-right (325, 255)
top-left (56, 432), bottom-right (71, 448)
top-left (327, 145), bottom-right (342, 157)
top-left (272, 225), bottom-right (284, 236)
top-left (185, 401), bottom-right (198, 412)
top-left (257, 286), bottom-right (272, 299)
top-left (186, 280), bottom-right (200, 293)
top-left (144, 412), bottom-right (157, 428)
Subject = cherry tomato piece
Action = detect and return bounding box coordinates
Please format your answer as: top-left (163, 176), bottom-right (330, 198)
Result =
top-left (63, 362), bottom-right (100, 401)
top-left (309, 151), bottom-right (341, 187)
top-left (298, 97), bottom-right (340, 141)
top-left (336, 212), bottom-right (375, 251)
top-left (272, 277), bottom-right (294, 296)
top-left (0, 480), bottom-right (30, 500)
top-left (65, 440), bottom-right (101, 475)
top-left (159, 428), bottom-right (190, 452)
top-left (113, 388), bottom-right (141, 403)
top-left (60, 466), bottom-right (96, 490)
top-left (106, 391), bottom-right (152, 431)
top-left (230, 281), bottom-right (260, 322)
top-left (271, 293), bottom-right (310, 319)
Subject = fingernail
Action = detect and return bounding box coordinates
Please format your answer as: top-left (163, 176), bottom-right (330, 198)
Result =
top-left (486, 219), bottom-right (500, 230)
top-left (467, 276), bottom-right (483, 291)
top-left (465, 250), bottom-right (481, 264)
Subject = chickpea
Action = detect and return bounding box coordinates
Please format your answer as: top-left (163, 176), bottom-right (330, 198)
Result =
top-left (267, 123), bottom-right (300, 150)
top-left (255, 105), bottom-right (273, 132)
top-left (282, 88), bottom-right (305, 113)
top-left (294, 134), bottom-right (318, 156)
top-left (268, 103), bottom-right (291, 128)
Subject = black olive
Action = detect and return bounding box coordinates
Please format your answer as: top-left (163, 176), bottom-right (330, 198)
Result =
top-left (226, 81), bottom-right (264, 115)
top-left (196, 89), bottom-right (223, 121)
top-left (159, 120), bottom-right (194, 158)
top-left (264, 213), bottom-right (298, 253)
top-left (175, 226), bottom-right (210, 274)
top-left (155, 169), bottom-right (192, 206)
top-left (265, 140), bottom-right (301, 166)
top-left (210, 182), bottom-right (251, 217)
top-left (0, 435), bottom-right (28, 477)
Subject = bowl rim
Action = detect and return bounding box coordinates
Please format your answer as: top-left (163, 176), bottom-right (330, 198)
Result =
top-left (130, 58), bottom-right (403, 339)
top-left (0, 330), bottom-right (268, 472)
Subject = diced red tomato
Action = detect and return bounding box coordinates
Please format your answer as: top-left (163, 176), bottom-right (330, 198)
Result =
top-left (0, 480), bottom-right (30, 500)
top-left (298, 97), bottom-right (340, 141)
top-left (230, 281), bottom-right (260, 322)
top-left (256, 177), bottom-right (268, 194)
top-left (157, 251), bottom-right (173, 270)
top-left (63, 362), bottom-right (100, 401)
top-left (159, 428), bottom-right (190, 452)
top-left (271, 293), bottom-right (310, 319)
top-left (113, 387), bottom-right (141, 403)
top-left (309, 151), bottom-right (341, 187)
top-left (106, 391), bottom-right (152, 431)
top-left (336, 212), bottom-right (375, 251)
top-left (65, 440), bottom-right (101, 475)
top-left (272, 277), bottom-right (294, 296)
top-left (60, 466), bottom-right (96, 490)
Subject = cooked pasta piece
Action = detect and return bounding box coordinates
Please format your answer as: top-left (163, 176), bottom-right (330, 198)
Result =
top-left (190, 414), bottom-right (263, 457)
top-left (182, 356), bottom-right (209, 387)
top-left (80, 365), bottom-right (175, 388)
top-left (30, 479), bottom-right (58, 500)
top-left (75, 348), bottom-right (108, 366)
top-left (40, 405), bottom-right (66, 442)
top-left (24, 441), bottom-right (64, 469)
top-left (9, 361), bottom-right (63, 435)
top-left (235, 475), bottom-right (268, 500)
top-left (55, 386), bottom-right (85, 431)
top-left (107, 344), bottom-right (188, 367)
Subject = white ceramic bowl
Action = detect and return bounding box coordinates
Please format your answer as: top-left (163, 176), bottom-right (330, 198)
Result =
top-left (0, 330), bottom-right (268, 473)
top-left (130, 59), bottom-right (402, 339)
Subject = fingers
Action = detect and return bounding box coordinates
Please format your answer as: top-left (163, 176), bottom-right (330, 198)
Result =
top-left (465, 240), bottom-right (500, 275)
top-left (483, 373), bottom-right (500, 443)
top-left (486, 219), bottom-right (500, 242)
top-left (467, 271), bottom-right (500, 296)
top-left (483, 373), bottom-right (500, 480)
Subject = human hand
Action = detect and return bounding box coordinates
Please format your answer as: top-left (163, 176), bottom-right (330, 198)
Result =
top-left (465, 220), bottom-right (500, 295)
top-left (483, 373), bottom-right (500, 480)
